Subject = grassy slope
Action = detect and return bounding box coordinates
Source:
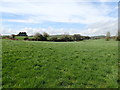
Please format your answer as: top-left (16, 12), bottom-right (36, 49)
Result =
top-left (2, 39), bottom-right (118, 88)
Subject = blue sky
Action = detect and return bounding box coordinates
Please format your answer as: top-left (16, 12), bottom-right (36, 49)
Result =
top-left (0, 0), bottom-right (118, 36)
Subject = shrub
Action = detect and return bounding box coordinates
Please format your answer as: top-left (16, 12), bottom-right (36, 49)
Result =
top-left (68, 36), bottom-right (74, 41)
top-left (59, 35), bottom-right (73, 41)
top-left (49, 36), bottom-right (58, 41)
top-left (59, 36), bottom-right (68, 41)
top-left (11, 34), bottom-right (15, 38)
top-left (115, 36), bottom-right (120, 41)
top-left (2, 36), bottom-right (10, 39)
top-left (24, 37), bottom-right (28, 40)
top-left (73, 34), bottom-right (82, 41)
top-left (106, 37), bottom-right (110, 41)
top-left (84, 36), bottom-right (91, 40)
top-left (42, 37), bottom-right (47, 41)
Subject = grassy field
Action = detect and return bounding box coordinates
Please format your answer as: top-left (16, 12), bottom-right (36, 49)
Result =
top-left (2, 39), bottom-right (118, 88)
top-left (15, 36), bottom-right (34, 40)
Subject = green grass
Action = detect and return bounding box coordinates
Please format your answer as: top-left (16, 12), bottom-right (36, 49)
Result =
top-left (2, 39), bottom-right (118, 88)
top-left (15, 36), bottom-right (34, 40)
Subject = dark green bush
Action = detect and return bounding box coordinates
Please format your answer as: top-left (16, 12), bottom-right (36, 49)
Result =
top-left (73, 34), bottom-right (83, 41)
top-left (34, 32), bottom-right (46, 41)
top-left (49, 36), bottom-right (58, 41)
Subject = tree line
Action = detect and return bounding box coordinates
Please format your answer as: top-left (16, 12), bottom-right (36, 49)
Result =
top-left (2, 31), bottom-right (120, 41)
top-left (31, 32), bottom-right (120, 41)
top-left (27, 32), bottom-right (91, 42)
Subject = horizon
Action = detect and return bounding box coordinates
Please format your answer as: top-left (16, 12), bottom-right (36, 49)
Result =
top-left (0, 32), bottom-right (115, 37)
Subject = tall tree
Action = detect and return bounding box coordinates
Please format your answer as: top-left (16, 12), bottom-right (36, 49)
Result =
top-left (34, 32), bottom-right (43, 41)
top-left (43, 32), bottom-right (49, 38)
top-left (106, 32), bottom-right (110, 41)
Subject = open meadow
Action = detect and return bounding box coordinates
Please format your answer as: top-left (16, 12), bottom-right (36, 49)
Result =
top-left (2, 39), bottom-right (118, 88)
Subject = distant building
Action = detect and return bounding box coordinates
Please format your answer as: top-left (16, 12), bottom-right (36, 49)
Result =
top-left (17, 32), bottom-right (28, 36)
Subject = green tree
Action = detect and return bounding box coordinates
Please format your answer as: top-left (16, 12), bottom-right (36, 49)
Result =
top-left (73, 34), bottom-right (81, 41)
top-left (50, 36), bottom-right (58, 41)
top-left (61, 32), bottom-right (70, 41)
top-left (43, 32), bottom-right (49, 38)
top-left (106, 32), bottom-right (110, 41)
top-left (34, 32), bottom-right (44, 41)
top-left (11, 34), bottom-right (15, 38)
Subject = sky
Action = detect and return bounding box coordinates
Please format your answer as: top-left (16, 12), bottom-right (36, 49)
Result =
top-left (0, 0), bottom-right (119, 36)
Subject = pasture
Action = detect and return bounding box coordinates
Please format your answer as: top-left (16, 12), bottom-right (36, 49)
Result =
top-left (15, 36), bottom-right (34, 40)
top-left (2, 39), bottom-right (118, 88)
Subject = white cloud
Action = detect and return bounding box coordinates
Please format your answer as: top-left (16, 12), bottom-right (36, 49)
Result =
top-left (1, 19), bottom-right (39, 23)
top-left (0, 27), bottom-right (16, 35)
top-left (0, 1), bottom-right (117, 24)
top-left (2, 19), bottom-right (117, 36)
top-left (81, 18), bottom-right (117, 36)
top-left (0, 0), bottom-right (118, 36)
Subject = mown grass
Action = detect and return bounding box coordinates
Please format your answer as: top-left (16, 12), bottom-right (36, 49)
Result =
top-left (2, 39), bottom-right (118, 88)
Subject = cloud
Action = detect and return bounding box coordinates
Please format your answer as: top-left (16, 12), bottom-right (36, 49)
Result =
top-left (2, 19), bottom-right (117, 36)
top-left (1, 18), bottom-right (39, 23)
top-left (0, 0), bottom-right (119, 2)
top-left (0, 27), bottom-right (16, 35)
top-left (0, 1), bottom-right (117, 24)
top-left (81, 18), bottom-right (117, 36)
top-left (0, 0), bottom-right (118, 17)
top-left (13, 27), bottom-right (79, 35)
top-left (0, 1), bottom-right (118, 36)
